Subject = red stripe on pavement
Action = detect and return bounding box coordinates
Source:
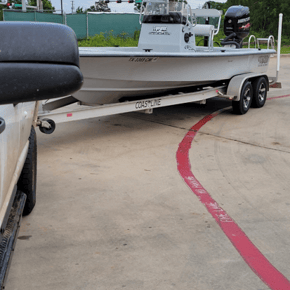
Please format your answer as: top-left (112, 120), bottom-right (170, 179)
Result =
top-left (176, 105), bottom-right (290, 289)
top-left (268, 94), bottom-right (290, 100)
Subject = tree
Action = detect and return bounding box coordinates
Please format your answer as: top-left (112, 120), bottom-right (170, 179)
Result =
top-left (134, 1), bottom-right (142, 13)
top-left (86, 1), bottom-right (111, 12)
top-left (221, 0), bottom-right (289, 37)
top-left (76, 6), bottom-right (84, 14)
top-left (86, 5), bottom-right (96, 12)
top-left (0, 0), bottom-right (22, 20)
top-left (0, 5), bottom-right (4, 21)
top-left (204, 1), bottom-right (227, 11)
top-left (28, 0), bottom-right (55, 11)
top-left (206, 0), bottom-right (289, 38)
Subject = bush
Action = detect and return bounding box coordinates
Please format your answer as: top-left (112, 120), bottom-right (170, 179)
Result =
top-left (78, 30), bottom-right (139, 47)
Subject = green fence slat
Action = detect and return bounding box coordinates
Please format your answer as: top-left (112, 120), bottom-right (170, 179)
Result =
top-left (2, 11), bottom-right (141, 40)
top-left (88, 13), bottom-right (141, 37)
top-left (3, 10), bottom-right (35, 21)
top-left (66, 14), bottom-right (87, 39)
top-left (35, 13), bottom-right (63, 24)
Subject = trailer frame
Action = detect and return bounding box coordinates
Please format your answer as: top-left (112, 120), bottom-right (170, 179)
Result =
top-left (36, 71), bottom-right (279, 134)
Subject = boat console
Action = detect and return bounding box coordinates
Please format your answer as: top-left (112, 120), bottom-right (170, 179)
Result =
top-left (138, 1), bottom-right (252, 52)
top-left (138, 0), bottom-right (223, 52)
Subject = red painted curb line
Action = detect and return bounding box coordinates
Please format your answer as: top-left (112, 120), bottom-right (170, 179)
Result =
top-left (268, 94), bottom-right (290, 100)
top-left (176, 96), bottom-right (290, 289)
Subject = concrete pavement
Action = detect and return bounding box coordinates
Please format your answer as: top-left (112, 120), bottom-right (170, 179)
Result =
top-left (7, 57), bottom-right (290, 290)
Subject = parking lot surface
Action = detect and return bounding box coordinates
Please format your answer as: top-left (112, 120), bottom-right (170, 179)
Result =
top-left (7, 57), bottom-right (290, 290)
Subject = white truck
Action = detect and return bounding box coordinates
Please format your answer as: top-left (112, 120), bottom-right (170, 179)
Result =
top-left (0, 22), bottom-right (83, 288)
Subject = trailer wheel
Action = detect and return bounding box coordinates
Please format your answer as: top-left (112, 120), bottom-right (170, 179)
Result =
top-left (251, 77), bottom-right (267, 108)
top-left (232, 81), bottom-right (253, 115)
top-left (17, 126), bottom-right (37, 216)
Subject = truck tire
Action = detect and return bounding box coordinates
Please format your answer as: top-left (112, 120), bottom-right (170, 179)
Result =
top-left (251, 77), bottom-right (267, 108)
top-left (232, 81), bottom-right (253, 115)
top-left (18, 126), bottom-right (37, 216)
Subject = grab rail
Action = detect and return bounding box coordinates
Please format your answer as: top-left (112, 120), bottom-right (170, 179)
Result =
top-left (187, 6), bottom-right (196, 27)
top-left (257, 35), bottom-right (275, 49)
top-left (139, 4), bottom-right (144, 25)
top-left (213, 13), bottom-right (221, 36)
top-left (248, 35), bottom-right (256, 49)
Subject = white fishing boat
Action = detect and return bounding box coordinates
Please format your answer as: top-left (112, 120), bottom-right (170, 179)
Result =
top-left (75, 2), bottom-right (276, 105)
top-left (36, 3), bottom-right (283, 134)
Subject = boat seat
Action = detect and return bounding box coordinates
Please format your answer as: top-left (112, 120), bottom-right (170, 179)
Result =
top-left (191, 9), bottom-right (222, 37)
top-left (193, 24), bottom-right (215, 49)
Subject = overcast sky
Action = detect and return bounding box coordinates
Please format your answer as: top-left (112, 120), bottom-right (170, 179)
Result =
top-left (49, 0), bottom-right (226, 13)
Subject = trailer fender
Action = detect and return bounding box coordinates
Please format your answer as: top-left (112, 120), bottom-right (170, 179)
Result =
top-left (227, 73), bottom-right (269, 101)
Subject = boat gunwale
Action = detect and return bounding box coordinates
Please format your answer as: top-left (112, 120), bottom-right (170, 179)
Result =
top-left (79, 49), bottom-right (276, 58)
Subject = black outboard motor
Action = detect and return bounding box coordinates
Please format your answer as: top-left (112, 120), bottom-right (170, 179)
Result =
top-left (222, 5), bottom-right (250, 48)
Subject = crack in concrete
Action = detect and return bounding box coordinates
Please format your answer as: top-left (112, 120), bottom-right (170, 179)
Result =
top-left (127, 115), bottom-right (290, 155)
top-left (197, 131), bottom-right (290, 155)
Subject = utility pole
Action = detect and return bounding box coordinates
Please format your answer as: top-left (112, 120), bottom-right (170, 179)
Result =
top-left (61, 0), bottom-right (63, 14)
top-left (71, 0), bottom-right (74, 14)
top-left (36, 0), bottom-right (43, 11)
top-left (22, 0), bottom-right (27, 12)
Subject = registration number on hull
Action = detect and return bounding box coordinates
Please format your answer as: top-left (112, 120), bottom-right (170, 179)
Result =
top-left (129, 57), bottom-right (159, 63)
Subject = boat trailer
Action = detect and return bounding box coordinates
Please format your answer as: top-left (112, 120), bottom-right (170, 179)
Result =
top-left (37, 71), bottom-right (281, 135)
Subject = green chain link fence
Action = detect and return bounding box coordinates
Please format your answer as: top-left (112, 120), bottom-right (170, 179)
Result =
top-left (3, 10), bottom-right (141, 39)
top-left (66, 14), bottom-right (87, 39)
top-left (87, 13), bottom-right (140, 38)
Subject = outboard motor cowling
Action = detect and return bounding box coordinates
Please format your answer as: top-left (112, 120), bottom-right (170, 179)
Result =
top-left (222, 5), bottom-right (250, 48)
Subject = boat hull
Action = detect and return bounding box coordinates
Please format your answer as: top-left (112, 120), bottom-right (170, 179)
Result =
top-left (75, 50), bottom-right (274, 105)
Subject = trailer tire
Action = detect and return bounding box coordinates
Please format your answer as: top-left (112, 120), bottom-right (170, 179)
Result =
top-left (18, 126), bottom-right (37, 216)
top-left (232, 81), bottom-right (253, 115)
top-left (251, 77), bottom-right (267, 108)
